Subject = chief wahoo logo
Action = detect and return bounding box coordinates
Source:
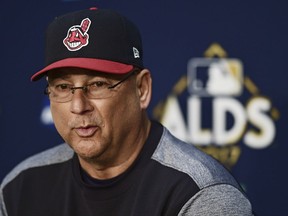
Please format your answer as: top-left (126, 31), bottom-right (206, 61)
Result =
top-left (63, 18), bottom-right (91, 51)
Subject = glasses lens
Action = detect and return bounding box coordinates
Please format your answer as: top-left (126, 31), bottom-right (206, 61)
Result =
top-left (47, 85), bottom-right (71, 102)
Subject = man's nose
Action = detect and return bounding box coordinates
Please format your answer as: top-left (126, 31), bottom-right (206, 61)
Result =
top-left (69, 89), bottom-right (94, 114)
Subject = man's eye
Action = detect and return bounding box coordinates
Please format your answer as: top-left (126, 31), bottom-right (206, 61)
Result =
top-left (55, 84), bottom-right (71, 91)
top-left (90, 81), bottom-right (109, 89)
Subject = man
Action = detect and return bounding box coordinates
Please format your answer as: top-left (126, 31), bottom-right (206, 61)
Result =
top-left (0, 8), bottom-right (253, 216)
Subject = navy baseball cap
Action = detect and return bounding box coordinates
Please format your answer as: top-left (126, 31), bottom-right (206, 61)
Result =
top-left (31, 7), bottom-right (144, 81)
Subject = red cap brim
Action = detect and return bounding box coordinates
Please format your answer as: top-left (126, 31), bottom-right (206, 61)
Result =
top-left (31, 58), bottom-right (134, 81)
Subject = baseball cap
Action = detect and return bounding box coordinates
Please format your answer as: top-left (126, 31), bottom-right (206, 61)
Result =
top-left (31, 7), bottom-right (144, 81)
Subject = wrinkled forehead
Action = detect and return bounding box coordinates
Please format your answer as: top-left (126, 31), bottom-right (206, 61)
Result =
top-left (46, 67), bottom-right (123, 81)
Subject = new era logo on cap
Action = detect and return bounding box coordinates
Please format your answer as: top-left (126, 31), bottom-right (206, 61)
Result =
top-left (133, 47), bottom-right (140, 58)
top-left (63, 18), bottom-right (91, 51)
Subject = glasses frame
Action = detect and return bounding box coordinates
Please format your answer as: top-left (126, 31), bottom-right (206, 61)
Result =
top-left (44, 68), bottom-right (140, 101)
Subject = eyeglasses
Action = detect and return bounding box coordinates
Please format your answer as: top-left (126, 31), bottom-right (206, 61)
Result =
top-left (44, 69), bottom-right (139, 103)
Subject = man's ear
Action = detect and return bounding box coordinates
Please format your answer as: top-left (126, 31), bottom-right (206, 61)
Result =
top-left (136, 69), bottom-right (152, 109)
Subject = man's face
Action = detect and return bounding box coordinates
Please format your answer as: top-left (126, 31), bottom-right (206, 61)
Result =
top-left (47, 67), bottom-right (151, 166)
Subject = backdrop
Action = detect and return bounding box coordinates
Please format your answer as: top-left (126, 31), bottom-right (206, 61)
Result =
top-left (1, 1), bottom-right (287, 215)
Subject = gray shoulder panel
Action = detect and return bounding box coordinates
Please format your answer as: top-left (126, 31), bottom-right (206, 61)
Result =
top-left (0, 143), bottom-right (74, 189)
top-left (178, 184), bottom-right (253, 215)
top-left (152, 128), bottom-right (239, 190)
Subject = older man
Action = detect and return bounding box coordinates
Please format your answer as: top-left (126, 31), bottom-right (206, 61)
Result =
top-left (0, 8), bottom-right (253, 216)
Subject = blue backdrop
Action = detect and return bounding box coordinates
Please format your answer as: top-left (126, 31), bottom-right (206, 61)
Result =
top-left (1, 1), bottom-right (287, 215)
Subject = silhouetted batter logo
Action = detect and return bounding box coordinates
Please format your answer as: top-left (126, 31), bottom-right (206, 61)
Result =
top-left (63, 18), bottom-right (91, 51)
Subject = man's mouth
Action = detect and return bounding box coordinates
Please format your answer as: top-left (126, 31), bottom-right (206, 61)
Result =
top-left (74, 126), bottom-right (98, 137)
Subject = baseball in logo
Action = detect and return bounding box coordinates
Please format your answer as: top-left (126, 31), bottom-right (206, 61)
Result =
top-left (63, 18), bottom-right (91, 51)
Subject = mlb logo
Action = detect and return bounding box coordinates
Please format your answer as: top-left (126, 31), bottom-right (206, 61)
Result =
top-left (187, 58), bottom-right (243, 97)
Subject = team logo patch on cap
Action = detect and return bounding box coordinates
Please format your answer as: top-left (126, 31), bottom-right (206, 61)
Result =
top-left (63, 18), bottom-right (91, 51)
